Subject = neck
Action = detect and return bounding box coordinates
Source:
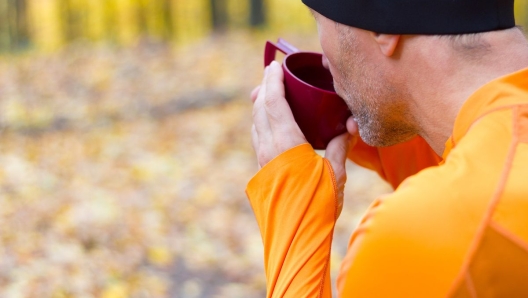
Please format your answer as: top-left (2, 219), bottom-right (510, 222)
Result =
top-left (402, 29), bottom-right (528, 156)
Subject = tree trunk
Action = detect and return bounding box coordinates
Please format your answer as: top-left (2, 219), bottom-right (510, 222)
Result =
top-left (13, 0), bottom-right (29, 48)
top-left (249, 0), bottom-right (265, 27)
top-left (0, 0), bottom-right (10, 51)
top-left (162, 0), bottom-right (172, 38)
top-left (210, 0), bottom-right (227, 31)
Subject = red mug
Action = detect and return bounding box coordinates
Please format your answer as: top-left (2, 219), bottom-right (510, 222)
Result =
top-left (264, 38), bottom-right (351, 150)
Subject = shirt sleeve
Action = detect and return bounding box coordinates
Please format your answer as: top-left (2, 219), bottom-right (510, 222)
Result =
top-left (245, 137), bottom-right (440, 297)
top-left (246, 143), bottom-right (339, 298)
top-left (348, 136), bottom-right (442, 189)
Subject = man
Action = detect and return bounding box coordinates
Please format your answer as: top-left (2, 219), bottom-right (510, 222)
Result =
top-left (247, 0), bottom-right (528, 296)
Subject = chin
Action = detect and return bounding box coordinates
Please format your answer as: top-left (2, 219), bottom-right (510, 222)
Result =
top-left (358, 122), bottom-right (414, 147)
top-left (361, 134), bottom-right (400, 147)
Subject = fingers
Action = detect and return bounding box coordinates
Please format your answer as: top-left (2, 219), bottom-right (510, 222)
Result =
top-left (250, 61), bottom-right (306, 168)
top-left (325, 133), bottom-right (350, 173)
top-left (253, 68), bottom-right (273, 153)
top-left (251, 124), bottom-right (259, 153)
top-left (250, 86), bottom-right (261, 103)
top-left (346, 116), bottom-right (359, 136)
top-left (263, 61), bottom-right (285, 100)
top-left (251, 124), bottom-right (261, 169)
top-left (261, 62), bottom-right (305, 151)
top-left (263, 62), bottom-right (298, 131)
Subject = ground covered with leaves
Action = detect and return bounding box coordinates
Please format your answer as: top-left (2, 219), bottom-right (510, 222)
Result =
top-left (0, 31), bottom-right (391, 297)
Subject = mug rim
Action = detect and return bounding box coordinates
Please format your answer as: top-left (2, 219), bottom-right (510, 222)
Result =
top-left (283, 52), bottom-right (338, 96)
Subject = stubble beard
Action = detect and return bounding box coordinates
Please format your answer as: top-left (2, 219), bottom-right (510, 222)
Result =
top-left (335, 30), bottom-right (416, 147)
top-left (338, 78), bottom-right (414, 147)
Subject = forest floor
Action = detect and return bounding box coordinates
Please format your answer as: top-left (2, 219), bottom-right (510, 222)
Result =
top-left (0, 31), bottom-right (391, 298)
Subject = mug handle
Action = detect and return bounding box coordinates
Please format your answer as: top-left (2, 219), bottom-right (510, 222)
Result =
top-left (264, 38), bottom-right (300, 67)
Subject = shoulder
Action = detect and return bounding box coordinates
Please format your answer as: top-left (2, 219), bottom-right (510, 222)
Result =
top-left (341, 106), bottom-right (526, 296)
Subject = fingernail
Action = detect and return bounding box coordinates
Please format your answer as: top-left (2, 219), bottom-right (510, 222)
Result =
top-left (270, 61), bottom-right (279, 68)
top-left (264, 66), bottom-right (270, 76)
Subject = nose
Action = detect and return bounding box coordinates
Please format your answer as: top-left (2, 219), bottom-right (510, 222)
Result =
top-left (322, 54), bottom-right (329, 70)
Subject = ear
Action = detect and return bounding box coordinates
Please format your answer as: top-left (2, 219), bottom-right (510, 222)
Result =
top-left (372, 33), bottom-right (401, 57)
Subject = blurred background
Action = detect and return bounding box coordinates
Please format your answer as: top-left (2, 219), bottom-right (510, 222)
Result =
top-left (0, 1), bottom-right (527, 297)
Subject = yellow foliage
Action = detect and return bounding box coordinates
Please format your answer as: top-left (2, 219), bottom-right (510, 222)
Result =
top-left (227, 0), bottom-right (249, 28)
top-left (141, 0), bottom-right (168, 39)
top-left (114, 0), bottom-right (140, 45)
top-left (86, 0), bottom-right (108, 41)
top-left (101, 283), bottom-right (129, 298)
top-left (195, 185), bottom-right (217, 207)
top-left (147, 246), bottom-right (172, 266)
top-left (18, 0), bottom-right (528, 52)
top-left (27, 0), bottom-right (64, 51)
top-left (266, 0), bottom-right (316, 33)
top-left (516, 0), bottom-right (528, 28)
top-left (172, 0), bottom-right (211, 45)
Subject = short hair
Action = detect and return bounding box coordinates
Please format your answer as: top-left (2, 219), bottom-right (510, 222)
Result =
top-left (439, 32), bottom-right (491, 54)
top-left (442, 26), bottom-right (523, 54)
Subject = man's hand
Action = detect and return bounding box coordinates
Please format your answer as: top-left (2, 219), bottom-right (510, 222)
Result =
top-left (250, 61), bottom-right (306, 168)
top-left (250, 61), bottom-right (356, 217)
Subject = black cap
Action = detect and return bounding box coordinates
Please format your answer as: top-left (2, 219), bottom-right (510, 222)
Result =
top-left (302, 0), bottom-right (516, 34)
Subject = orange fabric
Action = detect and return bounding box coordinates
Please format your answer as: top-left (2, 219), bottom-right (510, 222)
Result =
top-left (518, 105), bottom-right (528, 143)
top-left (246, 68), bottom-right (528, 297)
top-left (451, 223), bottom-right (528, 298)
top-left (348, 136), bottom-right (442, 189)
top-left (246, 144), bottom-right (338, 297)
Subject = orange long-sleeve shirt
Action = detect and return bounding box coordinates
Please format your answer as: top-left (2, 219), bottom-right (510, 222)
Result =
top-left (246, 68), bottom-right (528, 297)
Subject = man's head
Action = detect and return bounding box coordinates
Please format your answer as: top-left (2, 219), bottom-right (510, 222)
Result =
top-left (314, 12), bottom-right (416, 146)
top-left (305, 0), bottom-right (520, 148)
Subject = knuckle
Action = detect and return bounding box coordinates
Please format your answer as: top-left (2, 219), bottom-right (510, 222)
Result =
top-left (263, 104), bottom-right (282, 125)
top-left (264, 94), bottom-right (280, 111)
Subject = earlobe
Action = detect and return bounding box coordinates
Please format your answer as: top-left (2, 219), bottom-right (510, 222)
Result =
top-left (373, 33), bottom-right (401, 57)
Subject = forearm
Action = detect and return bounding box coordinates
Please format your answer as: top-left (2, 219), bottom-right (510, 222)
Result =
top-left (246, 144), bottom-right (338, 298)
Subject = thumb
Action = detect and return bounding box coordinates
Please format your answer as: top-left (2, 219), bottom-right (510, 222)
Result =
top-left (325, 133), bottom-right (350, 218)
top-left (325, 133), bottom-right (350, 172)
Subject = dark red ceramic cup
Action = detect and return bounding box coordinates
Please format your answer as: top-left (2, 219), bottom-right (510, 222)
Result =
top-left (264, 38), bottom-right (351, 150)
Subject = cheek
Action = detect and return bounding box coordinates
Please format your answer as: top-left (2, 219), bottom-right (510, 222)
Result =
top-left (317, 24), bottom-right (339, 69)
top-left (320, 49), bottom-right (343, 92)
top-left (332, 73), bottom-right (355, 111)
top-left (330, 58), bottom-right (354, 95)
top-left (320, 45), bottom-right (344, 89)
